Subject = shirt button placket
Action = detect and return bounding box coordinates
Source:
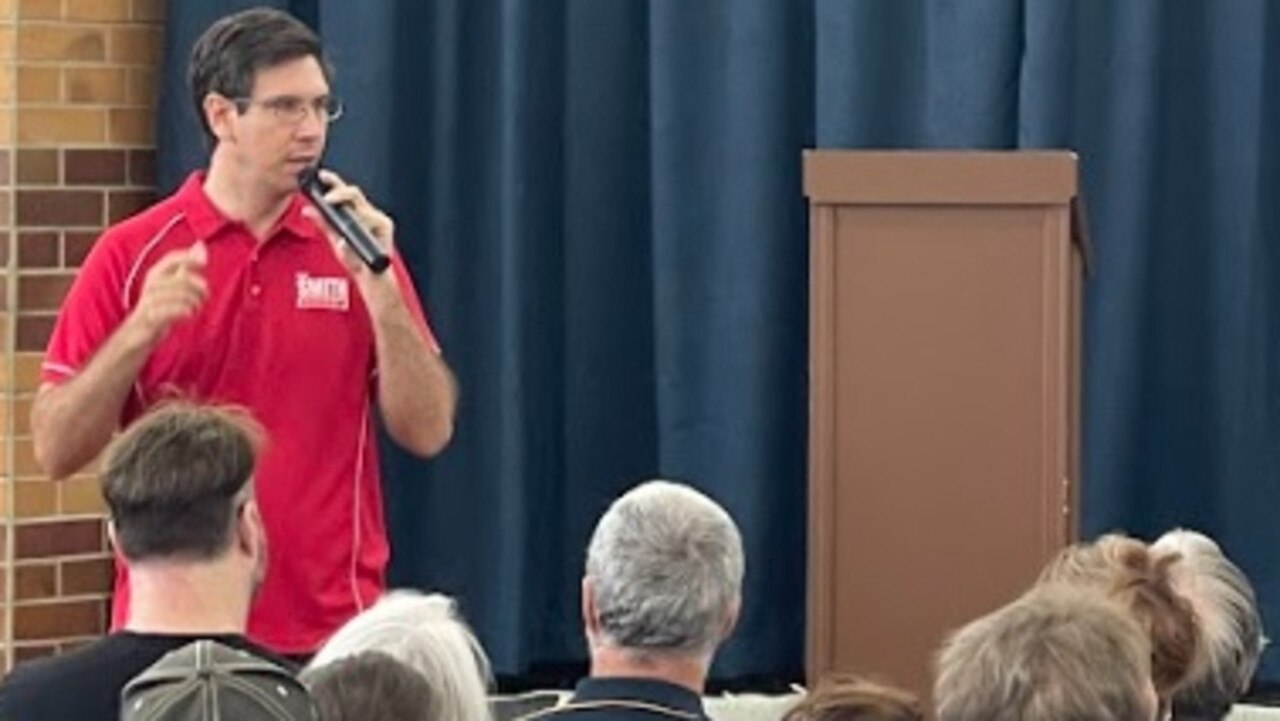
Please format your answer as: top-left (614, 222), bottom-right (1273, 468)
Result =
top-left (249, 249), bottom-right (262, 299)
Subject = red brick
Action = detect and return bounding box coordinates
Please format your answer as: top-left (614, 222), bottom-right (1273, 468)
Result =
top-left (14, 563), bottom-right (57, 601)
top-left (17, 314), bottom-right (56, 351)
top-left (128, 148), bottom-right (155, 187)
top-left (0, 149), bottom-right (10, 186)
top-left (64, 231), bottom-right (99, 267)
top-left (18, 274), bottom-right (74, 310)
top-left (107, 189), bottom-right (154, 223)
top-left (18, 231), bottom-right (59, 268)
top-left (14, 599), bottom-right (106, 640)
top-left (62, 557), bottom-right (113, 596)
top-left (16, 189), bottom-right (103, 227)
top-left (14, 519), bottom-right (104, 559)
top-left (65, 149), bottom-right (128, 185)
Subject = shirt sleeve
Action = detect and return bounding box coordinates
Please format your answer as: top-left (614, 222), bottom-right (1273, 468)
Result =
top-left (41, 230), bottom-right (131, 385)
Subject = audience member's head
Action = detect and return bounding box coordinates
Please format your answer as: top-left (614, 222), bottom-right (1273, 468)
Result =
top-left (1038, 533), bottom-right (1201, 698)
top-left (304, 651), bottom-right (433, 721)
top-left (122, 639), bottom-right (316, 721)
top-left (103, 402), bottom-right (268, 586)
top-left (783, 674), bottom-right (921, 721)
top-left (935, 584), bottom-right (1158, 721)
top-left (582, 479), bottom-right (744, 686)
top-left (1152, 529), bottom-right (1266, 721)
top-left (306, 591), bottom-right (491, 721)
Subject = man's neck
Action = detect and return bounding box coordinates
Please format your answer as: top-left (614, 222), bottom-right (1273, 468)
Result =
top-left (203, 154), bottom-right (293, 241)
top-left (589, 646), bottom-right (710, 696)
top-left (123, 559), bottom-right (252, 636)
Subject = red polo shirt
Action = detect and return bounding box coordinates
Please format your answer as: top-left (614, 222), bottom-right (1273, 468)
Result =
top-left (42, 172), bottom-right (437, 653)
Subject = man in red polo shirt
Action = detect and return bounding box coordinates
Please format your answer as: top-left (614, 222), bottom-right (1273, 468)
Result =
top-left (30, 7), bottom-right (456, 656)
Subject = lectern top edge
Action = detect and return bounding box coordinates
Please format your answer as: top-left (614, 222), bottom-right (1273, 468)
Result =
top-left (803, 149), bottom-right (1078, 206)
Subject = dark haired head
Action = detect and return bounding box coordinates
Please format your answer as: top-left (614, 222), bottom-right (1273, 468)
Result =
top-left (188, 7), bottom-right (329, 146)
top-left (103, 402), bottom-right (264, 561)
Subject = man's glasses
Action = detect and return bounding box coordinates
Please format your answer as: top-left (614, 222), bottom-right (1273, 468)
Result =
top-left (231, 94), bottom-right (344, 124)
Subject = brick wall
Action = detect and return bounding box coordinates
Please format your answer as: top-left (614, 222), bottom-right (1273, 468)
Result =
top-left (1, 0), bottom-right (163, 670)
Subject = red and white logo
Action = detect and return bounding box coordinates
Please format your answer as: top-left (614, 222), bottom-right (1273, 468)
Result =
top-left (295, 272), bottom-right (350, 311)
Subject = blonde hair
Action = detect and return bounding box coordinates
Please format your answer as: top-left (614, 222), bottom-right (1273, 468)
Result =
top-left (1039, 533), bottom-right (1201, 696)
top-left (935, 585), bottom-right (1155, 721)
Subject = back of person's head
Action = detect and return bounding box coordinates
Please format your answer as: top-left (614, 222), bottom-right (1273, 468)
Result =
top-left (584, 479), bottom-right (745, 659)
top-left (306, 591), bottom-right (491, 721)
top-left (103, 402), bottom-right (264, 563)
top-left (1152, 529), bottom-right (1266, 720)
top-left (1039, 533), bottom-right (1201, 697)
top-left (935, 584), bottom-right (1157, 721)
top-left (122, 639), bottom-right (315, 721)
top-left (304, 652), bottom-right (433, 721)
top-left (783, 674), bottom-right (921, 721)
top-left (188, 7), bottom-right (327, 144)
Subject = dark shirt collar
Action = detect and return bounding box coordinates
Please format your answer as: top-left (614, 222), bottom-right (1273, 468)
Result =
top-left (572, 677), bottom-right (705, 718)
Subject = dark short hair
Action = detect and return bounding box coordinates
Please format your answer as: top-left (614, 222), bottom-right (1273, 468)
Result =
top-left (304, 652), bottom-right (434, 721)
top-left (103, 402), bottom-right (264, 562)
top-left (187, 7), bottom-right (329, 145)
top-left (783, 674), bottom-right (922, 721)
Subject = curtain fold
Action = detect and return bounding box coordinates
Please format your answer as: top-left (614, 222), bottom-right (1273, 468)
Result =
top-left (158, 0), bottom-right (1280, 682)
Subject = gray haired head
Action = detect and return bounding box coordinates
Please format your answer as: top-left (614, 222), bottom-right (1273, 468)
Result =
top-left (1153, 529), bottom-right (1267, 720)
top-left (585, 479), bottom-right (745, 657)
top-left (305, 591), bottom-right (492, 721)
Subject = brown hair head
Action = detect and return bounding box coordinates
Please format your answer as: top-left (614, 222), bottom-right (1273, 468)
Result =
top-left (103, 402), bottom-right (264, 562)
top-left (784, 674), bottom-right (921, 721)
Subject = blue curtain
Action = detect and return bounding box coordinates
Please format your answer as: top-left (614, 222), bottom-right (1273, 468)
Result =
top-left (159, 0), bottom-right (1280, 682)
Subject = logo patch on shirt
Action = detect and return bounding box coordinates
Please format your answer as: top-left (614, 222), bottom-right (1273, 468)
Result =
top-left (295, 273), bottom-right (350, 311)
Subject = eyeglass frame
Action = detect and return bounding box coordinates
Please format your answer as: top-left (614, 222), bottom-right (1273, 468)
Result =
top-left (227, 93), bottom-right (345, 125)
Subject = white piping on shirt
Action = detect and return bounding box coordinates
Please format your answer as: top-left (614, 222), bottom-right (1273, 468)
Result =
top-left (351, 404), bottom-right (371, 613)
top-left (39, 361), bottom-right (77, 378)
top-left (121, 212), bottom-right (186, 408)
top-left (122, 212), bottom-right (186, 311)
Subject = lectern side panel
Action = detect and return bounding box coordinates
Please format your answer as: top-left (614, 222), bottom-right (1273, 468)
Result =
top-left (826, 205), bottom-right (1068, 697)
top-left (808, 204), bottom-right (838, 679)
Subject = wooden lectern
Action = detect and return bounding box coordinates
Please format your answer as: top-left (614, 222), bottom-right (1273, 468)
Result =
top-left (804, 151), bottom-right (1086, 698)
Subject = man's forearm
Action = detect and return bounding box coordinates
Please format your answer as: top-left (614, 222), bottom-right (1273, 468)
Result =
top-left (367, 283), bottom-right (456, 457)
top-left (31, 319), bottom-right (155, 479)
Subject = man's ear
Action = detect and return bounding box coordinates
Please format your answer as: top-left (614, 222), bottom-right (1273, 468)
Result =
top-left (718, 595), bottom-right (742, 642)
top-left (582, 577), bottom-right (602, 641)
top-left (204, 93), bottom-right (238, 144)
top-left (237, 498), bottom-right (266, 557)
top-left (106, 520), bottom-right (120, 553)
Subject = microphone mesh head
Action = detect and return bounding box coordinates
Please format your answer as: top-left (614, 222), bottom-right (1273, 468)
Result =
top-left (297, 165), bottom-right (320, 189)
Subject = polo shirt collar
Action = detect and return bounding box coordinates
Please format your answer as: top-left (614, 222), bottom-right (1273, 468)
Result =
top-left (176, 171), bottom-right (319, 244)
top-left (571, 677), bottom-right (706, 718)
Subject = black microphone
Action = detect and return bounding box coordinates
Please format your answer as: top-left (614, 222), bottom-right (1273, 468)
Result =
top-left (297, 166), bottom-right (391, 274)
